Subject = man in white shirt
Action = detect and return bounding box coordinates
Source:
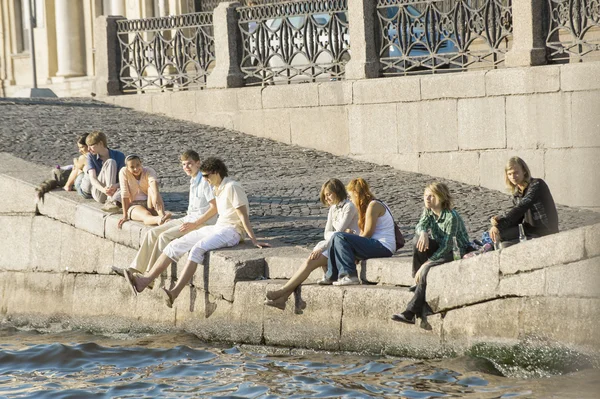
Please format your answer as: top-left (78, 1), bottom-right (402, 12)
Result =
top-left (123, 157), bottom-right (269, 307)
top-left (124, 150), bottom-right (217, 277)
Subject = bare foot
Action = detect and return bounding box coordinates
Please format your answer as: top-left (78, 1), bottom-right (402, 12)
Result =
top-left (266, 289), bottom-right (285, 301)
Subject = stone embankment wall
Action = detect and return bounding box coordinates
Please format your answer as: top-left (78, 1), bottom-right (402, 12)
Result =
top-left (100, 62), bottom-right (600, 211)
top-left (1, 153), bottom-right (598, 357)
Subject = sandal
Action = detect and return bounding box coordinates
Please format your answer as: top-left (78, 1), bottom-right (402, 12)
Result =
top-left (158, 212), bottom-right (172, 226)
top-left (161, 287), bottom-right (175, 308)
top-left (124, 269), bottom-right (140, 297)
top-left (264, 298), bottom-right (286, 310)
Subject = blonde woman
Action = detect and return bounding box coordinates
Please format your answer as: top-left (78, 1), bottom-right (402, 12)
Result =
top-left (265, 178), bottom-right (359, 308)
top-left (118, 154), bottom-right (171, 228)
top-left (324, 178), bottom-right (396, 286)
top-left (489, 156), bottom-right (558, 245)
top-left (392, 182), bottom-right (469, 326)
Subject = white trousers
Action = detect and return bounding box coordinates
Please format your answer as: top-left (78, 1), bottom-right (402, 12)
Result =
top-left (163, 224), bottom-right (241, 264)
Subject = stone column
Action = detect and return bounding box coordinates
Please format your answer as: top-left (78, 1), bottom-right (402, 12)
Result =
top-left (110, 0), bottom-right (126, 16)
top-left (157, 0), bottom-right (169, 17)
top-left (344, 0), bottom-right (379, 80)
top-left (505, 0), bottom-right (547, 67)
top-left (93, 15), bottom-right (126, 96)
top-left (207, 1), bottom-right (244, 88)
top-left (55, 0), bottom-right (86, 77)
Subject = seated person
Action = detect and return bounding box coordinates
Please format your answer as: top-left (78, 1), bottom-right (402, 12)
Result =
top-left (117, 154), bottom-right (171, 228)
top-left (64, 133), bottom-right (90, 192)
top-left (78, 131), bottom-right (125, 212)
top-left (392, 182), bottom-right (470, 328)
top-left (324, 178), bottom-right (396, 286)
top-left (123, 150), bottom-right (217, 278)
top-left (489, 156), bottom-right (558, 246)
top-left (265, 178), bottom-right (359, 308)
top-left (122, 157), bottom-right (270, 307)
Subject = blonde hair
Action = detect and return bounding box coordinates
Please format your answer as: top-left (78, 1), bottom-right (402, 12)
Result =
top-left (346, 178), bottom-right (375, 231)
top-left (86, 131), bottom-right (107, 147)
top-left (319, 178), bottom-right (347, 206)
top-left (425, 182), bottom-right (453, 210)
top-left (504, 156), bottom-right (531, 194)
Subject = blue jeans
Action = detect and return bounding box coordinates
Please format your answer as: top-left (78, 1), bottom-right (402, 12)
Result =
top-left (326, 232), bottom-right (393, 280)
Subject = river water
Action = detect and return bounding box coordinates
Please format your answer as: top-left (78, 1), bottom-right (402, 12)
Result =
top-left (0, 324), bottom-right (598, 399)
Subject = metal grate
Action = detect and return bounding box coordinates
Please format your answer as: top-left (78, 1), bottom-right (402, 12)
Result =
top-left (116, 13), bottom-right (215, 93)
top-left (377, 0), bottom-right (513, 76)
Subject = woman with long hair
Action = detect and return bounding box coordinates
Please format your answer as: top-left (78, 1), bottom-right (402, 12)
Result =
top-left (392, 182), bottom-right (469, 327)
top-left (265, 178), bottom-right (359, 308)
top-left (324, 178), bottom-right (396, 286)
top-left (489, 156), bottom-right (558, 245)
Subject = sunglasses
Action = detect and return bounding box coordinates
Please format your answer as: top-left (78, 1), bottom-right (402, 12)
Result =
top-left (201, 172), bottom-right (211, 178)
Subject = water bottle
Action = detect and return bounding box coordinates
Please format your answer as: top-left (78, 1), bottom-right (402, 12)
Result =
top-left (452, 236), bottom-right (461, 261)
top-left (518, 224), bottom-right (527, 242)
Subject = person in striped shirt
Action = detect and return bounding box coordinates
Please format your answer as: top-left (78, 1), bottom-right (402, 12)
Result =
top-left (392, 182), bottom-right (470, 328)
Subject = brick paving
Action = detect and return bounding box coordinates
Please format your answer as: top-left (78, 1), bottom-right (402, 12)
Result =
top-left (1, 97), bottom-right (598, 249)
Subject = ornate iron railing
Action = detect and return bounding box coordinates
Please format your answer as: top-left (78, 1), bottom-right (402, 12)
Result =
top-left (546, 0), bottom-right (600, 62)
top-left (116, 13), bottom-right (215, 93)
top-left (199, 0), bottom-right (293, 12)
top-left (377, 0), bottom-right (513, 76)
top-left (238, 0), bottom-right (350, 85)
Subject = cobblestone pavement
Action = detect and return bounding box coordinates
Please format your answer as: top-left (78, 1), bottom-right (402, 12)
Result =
top-left (1, 97), bottom-right (599, 249)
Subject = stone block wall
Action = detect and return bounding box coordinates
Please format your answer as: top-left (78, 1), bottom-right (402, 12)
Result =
top-left (104, 62), bottom-right (600, 210)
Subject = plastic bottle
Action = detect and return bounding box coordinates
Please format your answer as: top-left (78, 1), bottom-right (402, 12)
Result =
top-left (452, 236), bottom-right (461, 260)
top-left (518, 224), bottom-right (527, 242)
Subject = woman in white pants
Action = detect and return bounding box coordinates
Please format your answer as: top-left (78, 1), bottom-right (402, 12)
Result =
top-left (123, 157), bottom-right (270, 307)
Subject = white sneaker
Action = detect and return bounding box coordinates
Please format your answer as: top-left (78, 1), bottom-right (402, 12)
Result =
top-left (317, 277), bottom-right (333, 285)
top-left (332, 276), bottom-right (360, 286)
top-left (102, 201), bottom-right (120, 213)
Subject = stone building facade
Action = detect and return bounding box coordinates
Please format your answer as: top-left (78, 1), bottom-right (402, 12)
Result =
top-left (0, 0), bottom-right (200, 97)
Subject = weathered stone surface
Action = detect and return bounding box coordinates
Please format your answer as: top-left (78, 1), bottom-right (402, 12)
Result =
top-left (29, 216), bottom-right (64, 272)
top-left (351, 153), bottom-right (419, 174)
top-left (151, 92), bottom-right (172, 115)
top-left (262, 85), bottom-right (319, 109)
top-left (0, 215), bottom-right (33, 271)
top-left (264, 246), bottom-right (312, 279)
top-left (139, 94), bottom-right (153, 113)
top-left (419, 151), bottom-right (480, 186)
top-left (360, 256), bottom-right (413, 286)
top-left (520, 297), bottom-right (600, 347)
top-left (457, 97), bottom-right (506, 150)
top-left (478, 149), bottom-right (544, 194)
top-left (197, 88), bottom-right (239, 113)
top-left (290, 106), bottom-right (349, 156)
top-left (421, 71), bottom-right (486, 99)
top-left (235, 87), bottom-right (263, 110)
top-left (171, 91), bottom-right (197, 120)
top-left (37, 190), bottom-right (81, 226)
top-left (112, 243), bottom-right (138, 273)
top-left (442, 298), bottom-right (524, 348)
top-left (113, 93), bottom-right (141, 110)
top-left (0, 174), bottom-right (38, 214)
top-left (498, 268), bottom-right (546, 297)
top-left (75, 203), bottom-right (107, 238)
top-left (428, 251), bottom-right (500, 311)
top-left (318, 81), bottom-right (353, 106)
top-left (485, 66), bottom-right (560, 96)
top-left (264, 282), bottom-right (342, 351)
top-left (545, 148), bottom-right (600, 208)
top-left (585, 224), bottom-right (600, 258)
top-left (546, 258), bottom-right (600, 298)
top-left (348, 104), bottom-right (397, 154)
top-left (353, 76), bottom-right (420, 104)
top-left (506, 93), bottom-right (572, 149)
top-left (60, 223), bottom-right (115, 274)
top-left (194, 112), bottom-right (235, 129)
top-left (398, 100), bottom-right (458, 153)
top-left (571, 90), bottom-right (600, 148)
top-left (234, 109), bottom-right (291, 144)
top-left (104, 214), bottom-right (143, 249)
top-left (341, 286), bottom-right (444, 357)
top-left (500, 227), bottom-right (586, 275)
top-left (561, 62), bottom-right (600, 92)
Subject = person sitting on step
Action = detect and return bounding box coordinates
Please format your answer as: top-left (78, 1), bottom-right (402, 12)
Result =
top-left (265, 178), bottom-right (359, 309)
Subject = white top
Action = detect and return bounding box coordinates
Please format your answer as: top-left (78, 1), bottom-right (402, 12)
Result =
top-left (214, 177), bottom-right (249, 236)
top-left (371, 200), bottom-right (396, 253)
top-left (183, 173), bottom-right (217, 224)
top-left (313, 200), bottom-right (359, 253)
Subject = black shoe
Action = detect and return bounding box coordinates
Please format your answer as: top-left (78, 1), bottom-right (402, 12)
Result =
top-left (391, 312), bottom-right (415, 324)
top-left (408, 285), bottom-right (417, 292)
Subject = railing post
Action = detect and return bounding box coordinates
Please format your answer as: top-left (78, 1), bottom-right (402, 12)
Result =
top-left (93, 15), bottom-right (126, 96)
top-left (207, 1), bottom-right (244, 89)
top-left (344, 0), bottom-right (380, 80)
top-left (505, 0), bottom-right (547, 67)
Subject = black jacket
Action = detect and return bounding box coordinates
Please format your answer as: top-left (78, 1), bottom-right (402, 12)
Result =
top-left (496, 178), bottom-right (559, 236)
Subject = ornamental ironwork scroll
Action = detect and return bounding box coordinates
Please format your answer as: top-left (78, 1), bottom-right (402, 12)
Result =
top-left (117, 13), bottom-right (215, 93)
top-left (238, 0), bottom-right (350, 85)
top-left (199, 0), bottom-right (295, 12)
top-left (377, 0), bottom-right (513, 76)
top-left (546, 0), bottom-right (600, 62)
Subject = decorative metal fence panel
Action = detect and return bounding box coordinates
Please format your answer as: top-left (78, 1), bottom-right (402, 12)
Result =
top-left (238, 0), bottom-right (350, 85)
top-left (377, 0), bottom-right (513, 76)
top-left (116, 13), bottom-right (215, 93)
top-left (546, 0), bottom-right (600, 62)
top-left (199, 0), bottom-right (295, 12)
